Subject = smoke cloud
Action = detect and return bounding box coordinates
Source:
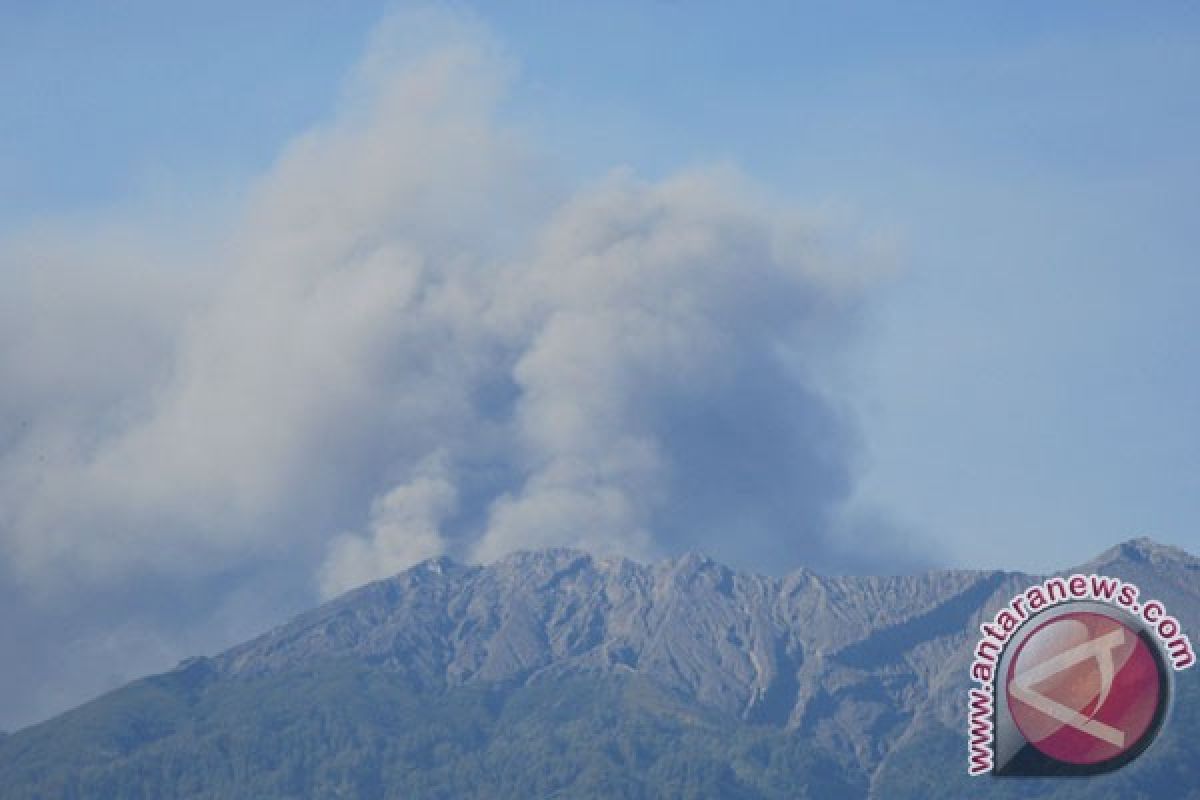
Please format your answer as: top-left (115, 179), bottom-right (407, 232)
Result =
top-left (0, 10), bottom-right (907, 728)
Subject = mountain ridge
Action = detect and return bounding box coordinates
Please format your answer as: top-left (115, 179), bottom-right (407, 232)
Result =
top-left (2, 537), bottom-right (1197, 799)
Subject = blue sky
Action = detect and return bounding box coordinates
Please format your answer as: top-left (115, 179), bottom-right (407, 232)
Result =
top-left (1, 2), bottom-right (1198, 728)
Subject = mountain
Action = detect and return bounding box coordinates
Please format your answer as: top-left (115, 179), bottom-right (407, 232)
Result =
top-left (1, 538), bottom-right (1197, 799)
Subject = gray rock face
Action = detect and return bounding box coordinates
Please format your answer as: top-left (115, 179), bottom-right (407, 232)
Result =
top-left (212, 538), bottom-right (1200, 782)
top-left (4, 537), bottom-right (1198, 799)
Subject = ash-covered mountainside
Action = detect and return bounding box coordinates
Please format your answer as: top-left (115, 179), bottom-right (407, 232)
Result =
top-left (218, 549), bottom-right (1006, 732)
top-left (2, 538), bottom-right (1197, 799)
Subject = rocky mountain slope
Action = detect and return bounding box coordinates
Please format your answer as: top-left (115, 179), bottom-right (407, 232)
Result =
top-left (1, 538), bottom-right (1197, 798)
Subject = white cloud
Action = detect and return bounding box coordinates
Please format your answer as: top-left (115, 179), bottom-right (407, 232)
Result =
top-left (320, 465), bottom-right (456, 598)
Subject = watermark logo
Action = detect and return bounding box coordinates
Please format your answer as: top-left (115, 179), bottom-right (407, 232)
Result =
top-left (967, 575), bottom-right (1193, 777)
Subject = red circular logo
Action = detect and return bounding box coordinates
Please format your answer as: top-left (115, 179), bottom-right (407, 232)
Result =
top-left (1005, 611), bottom-right (1164, 765)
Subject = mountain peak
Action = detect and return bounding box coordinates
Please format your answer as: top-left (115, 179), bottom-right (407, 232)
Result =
top-left (413, 554), bottom-right (462, 574)
top-left (1082, 536), bottom-right (1199, 571)
top-left (668, 551), bottom-right (719, 571)
top-left (493, 547), bottom-right (594, 574)
top-left (7, 539), bottom-right (1199, 798)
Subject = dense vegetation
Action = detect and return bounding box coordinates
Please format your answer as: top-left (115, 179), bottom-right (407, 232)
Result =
top-left (2, 657), bottom-right (1196, 799)
top-left (0, 660), bottom-right (857, 799)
